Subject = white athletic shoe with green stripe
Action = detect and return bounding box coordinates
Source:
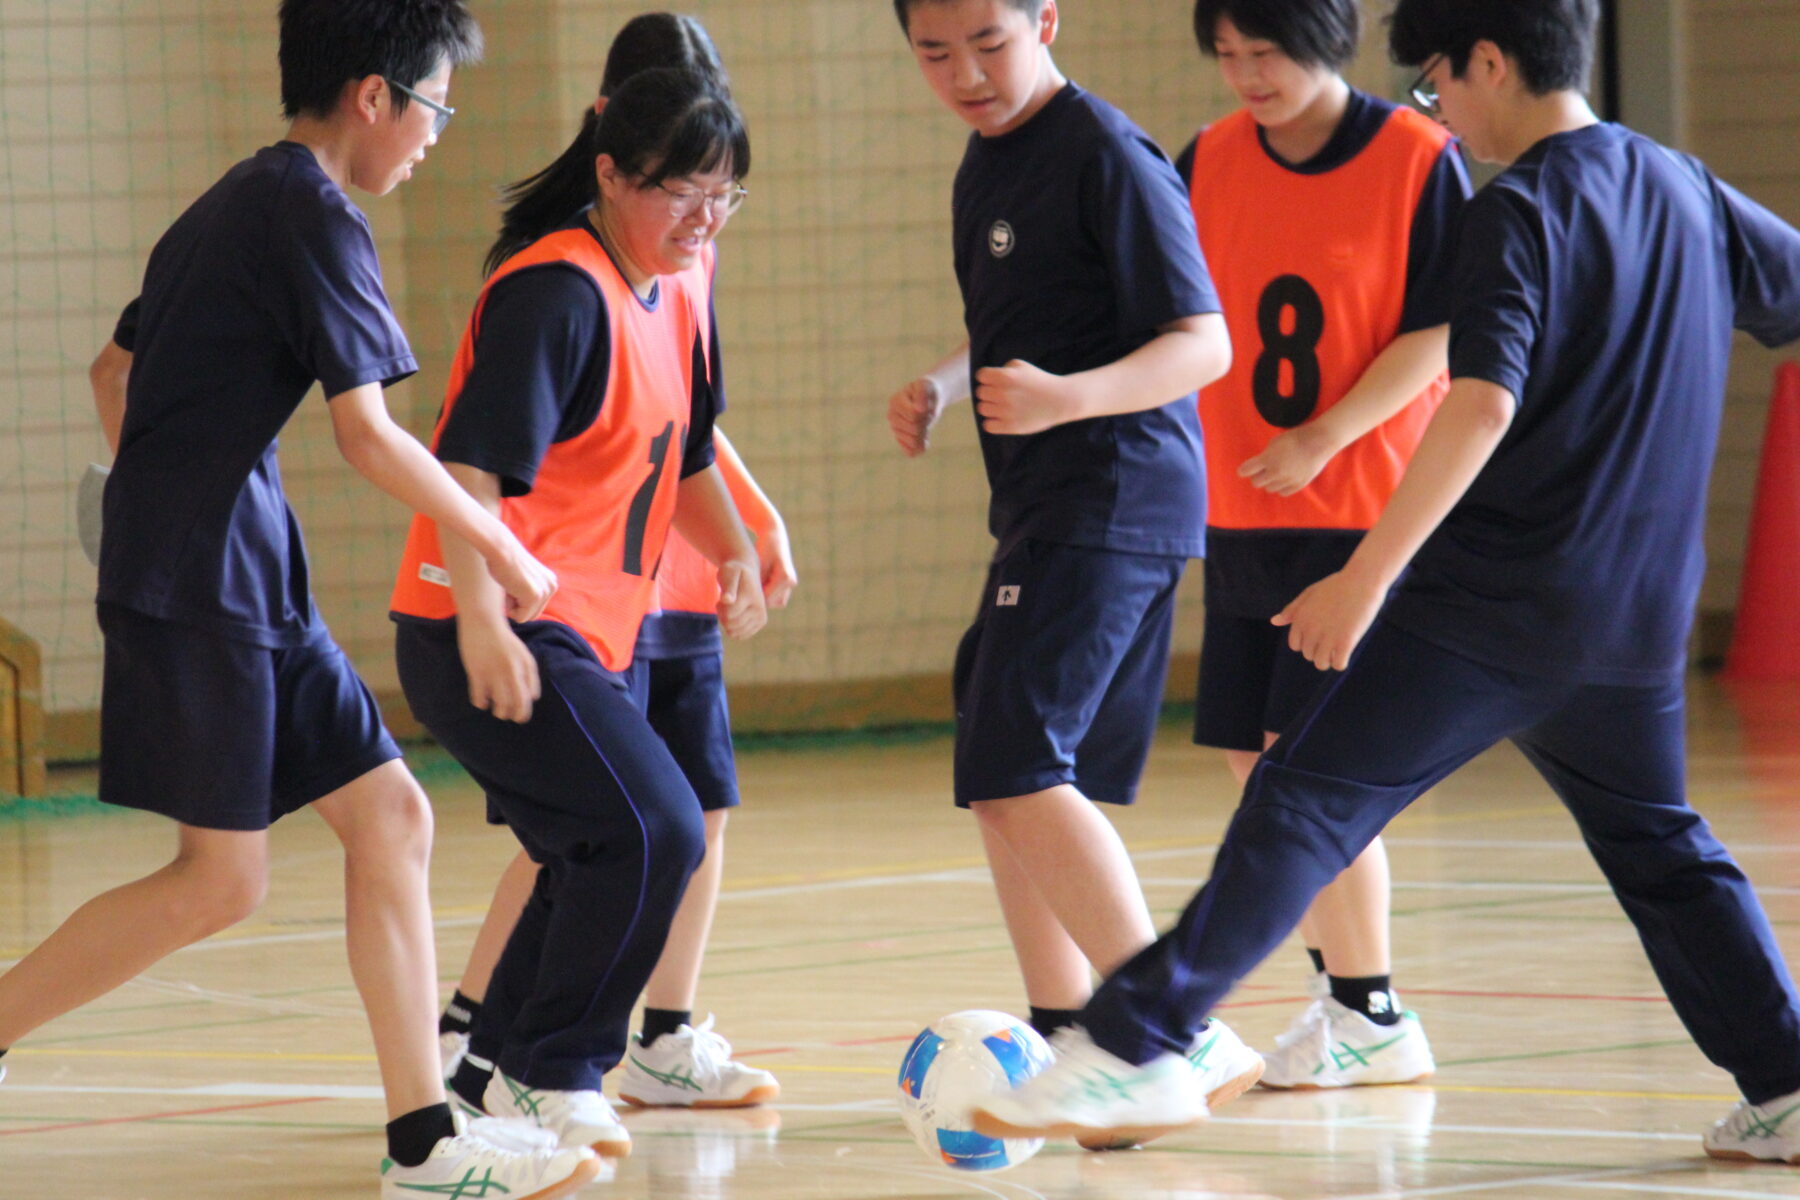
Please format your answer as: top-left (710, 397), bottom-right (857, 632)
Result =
top-left (619, 1015), bottom-right (780, 1108)
top-left (1705, 1089), bottom-right (1800, 1163)
top-left (379, 1120), bottom-right (602, 1199)
top-left (1076, 1017), bottom-right (1264, 1150)
top-left (485, 1069), bottom-right (633, 1158)
top-left (1260, 996), bottom-right (1435, 1088)
top-left (971, 1026), bottom-right (1209, 1145)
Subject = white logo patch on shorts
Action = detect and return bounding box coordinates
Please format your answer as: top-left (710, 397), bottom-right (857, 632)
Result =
top-left (989, 220), bottom-right (1016, 258)
top-left (996, 585), bottom-right (1021, 607)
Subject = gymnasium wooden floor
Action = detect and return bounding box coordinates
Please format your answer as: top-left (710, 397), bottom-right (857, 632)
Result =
top-left (5, 676), bottom-right (1800, 1199)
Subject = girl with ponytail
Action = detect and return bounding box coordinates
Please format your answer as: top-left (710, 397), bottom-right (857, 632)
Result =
top-left (390, 61), bottom-right (767, 1157)
top-left (437, 14), bottom-right (796, 1121)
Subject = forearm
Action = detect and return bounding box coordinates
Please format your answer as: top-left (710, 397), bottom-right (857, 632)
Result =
top-left (926, 343), bottom-right (972, 406)
top-left (89, 341), bottom-right (131, 455)
top-left (1307, 326), bottom-right (1449, 454)
top-left (672, 464), bottom-right (757, 570)
top-left (1340, 378), bottom-right (1516, 590)
top-left (1063, 314), bottom-right (1230, 420)
top-left (439, 464), bottom-right (512, 630)
top-left (713, 429), bottom-right (781, 538)
top-left (332, 396), bottom-right (512, 563)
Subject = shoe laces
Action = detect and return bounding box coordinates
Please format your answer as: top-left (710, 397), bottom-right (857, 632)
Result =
top-left (663, 1015), bottom-right (733, 1080)
top-left (1274, 999), bottom-right (1331, 1053)
top-left (1717, 1097), bottom-right (1800, 1140)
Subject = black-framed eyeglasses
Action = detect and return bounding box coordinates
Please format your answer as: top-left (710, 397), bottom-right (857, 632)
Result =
top-left (386, 77), bottom-right (454, 137)
top-left (654, 182), bottom-right (748, 221)
top-left (1409, 54), bottom-right (1444, 115)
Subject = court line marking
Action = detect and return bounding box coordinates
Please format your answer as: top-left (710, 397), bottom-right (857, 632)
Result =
top-left (1560, 1182), bottom-right (1800, 1199)
top-left (1332, 1162), bottom-right (1699, 1200)
top-left (0, 1095), bottom-right (324, 1138)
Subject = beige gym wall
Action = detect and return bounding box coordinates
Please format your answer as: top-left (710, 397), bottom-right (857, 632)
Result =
top-left (2, 1), bottom-right (1793, 760)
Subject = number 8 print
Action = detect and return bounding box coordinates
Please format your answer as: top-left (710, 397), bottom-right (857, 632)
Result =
top-left (1252, 274), bottom-right (1325, 428)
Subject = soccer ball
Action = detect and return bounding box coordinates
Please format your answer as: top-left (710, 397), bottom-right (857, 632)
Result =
top-left (897, 1009), bottom-right (1052, 1171)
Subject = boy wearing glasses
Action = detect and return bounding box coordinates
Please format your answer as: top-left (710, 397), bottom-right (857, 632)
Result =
top-left (885, 0), bottom-right (1262, 1133)
top-left (974, 0), bottom-right (1800, 1155)
top-left (0, 3), bottom-right (600, 1196)
top-left (1176, 0), bottom-right (1469, 1087)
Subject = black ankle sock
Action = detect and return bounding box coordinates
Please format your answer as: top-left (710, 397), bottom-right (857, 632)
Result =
top-left (449, 1052), bottom-right (496, 1110)
top-left (1306, 948), bottom-right (1327, 975)
top-left (640, 1007), bottom-right (691, 1046)
top-left (1029, 1007), bottom-right (1082, 1039)
top-left (1329, 974), bottom-right (1402, 1026)
top-left (386, 1102), bottom-right (456, 1168)
top-left (439, 990), bottom-right (482, 1037)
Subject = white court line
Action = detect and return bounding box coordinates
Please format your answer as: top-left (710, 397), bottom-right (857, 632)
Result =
top-left (77, 845), bottom-right (1793, 962)
top-left (771, 1150), bottom-right (1049, 1200)
top-left (1560, 1182), bottom-right (1800, 1199)
top-left (1331, 1162), bottom-right (1698, 1200)
top-left (1208, 1113), bottom-right (1695, 1143)
top-left (5, 1082), bottom-right (384, 1100)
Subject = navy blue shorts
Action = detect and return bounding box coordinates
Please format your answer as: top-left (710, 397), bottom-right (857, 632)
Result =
top-left (98, 603), bottom-right (400, 832)
top-left (624, 651), bottom-right (739, 812)
top-left (952, 540), bottom-right (1184, 807)
top-left (1192, 608), bottom-right (1332, 752)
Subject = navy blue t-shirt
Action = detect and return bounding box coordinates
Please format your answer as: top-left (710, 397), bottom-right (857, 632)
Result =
top-left (104, 142), bottom-right (415, 646)
top-left (1383, 123), bottom-right (1800, 683)
top-left (434, 220), bottom-right (720, 494)
top-left (953, 83), bottom-right (1218, 558)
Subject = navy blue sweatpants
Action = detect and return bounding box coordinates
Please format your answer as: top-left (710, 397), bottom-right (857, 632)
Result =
top-left (396, 619), bottom-right (705, 1091)
top-left (1083, 620), bottom-right (1800, 1104)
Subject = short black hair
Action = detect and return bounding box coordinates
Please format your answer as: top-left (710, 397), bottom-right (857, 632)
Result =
top-left (892, 0), bottom-right (1045, 36)
top-left (1388, 0), bottom-right (1597, 95)
top-left (1192, 0), bottom-right (1360, 70)
top-left (278, 0), bottom-right (483, 120)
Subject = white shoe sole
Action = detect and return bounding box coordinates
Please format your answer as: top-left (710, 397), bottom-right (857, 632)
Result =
top-left (617, 1080), bottom-right (780, 1110)
top-left (972, 1109), bottom-right (1206, 1144)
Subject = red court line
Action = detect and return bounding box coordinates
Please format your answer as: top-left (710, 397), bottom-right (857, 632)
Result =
top-left (0, 1095), bottom-right (326, 1137)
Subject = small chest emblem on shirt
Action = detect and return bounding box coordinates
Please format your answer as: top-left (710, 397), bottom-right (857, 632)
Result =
top-left (988, 220), bottom-right (1016, 258)
top-left (996, 585), bottom-right (1021, 607)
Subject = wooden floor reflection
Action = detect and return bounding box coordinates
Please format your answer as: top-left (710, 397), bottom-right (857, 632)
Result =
top-left (4, 676), bottom-right (1800, 1198)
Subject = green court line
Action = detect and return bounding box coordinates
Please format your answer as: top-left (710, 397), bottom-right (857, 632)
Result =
top-left (1436, 1036), bottom-right (1692, 1069)
top-left (703, 938), bottom-right (1014, 980)
top-left (707, 917), bottom-right (1005, 956)
top-left (26, 1011), bottom-right (306, 1047)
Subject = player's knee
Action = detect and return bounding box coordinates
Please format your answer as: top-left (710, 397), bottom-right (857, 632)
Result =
top-left (169, 858), bottom-right (268, 935)
top-left (344, 777), bottom-right (435, 871)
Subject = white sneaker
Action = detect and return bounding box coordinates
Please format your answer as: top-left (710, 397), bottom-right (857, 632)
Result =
top-left (380, 1121), bottom-right (603, 1199)
top-left (461, 1114), bottom-right (562, 1155)
top-left (486, 1069), bottom-right (633, 1158)
top-left (618, 1016), bottom-right (780, 1109)
top-left (1260, 996), bottom-right (1434, 1089)
top-left (440, 1030), bottom-right (471, 1078)
top-left (1076, 1018), bottom-right (1263, 1150)
top-left (1705, 1089), bottom-right (1800, 1163)
top-left (971, 1026), bottom-right (1207, 1144)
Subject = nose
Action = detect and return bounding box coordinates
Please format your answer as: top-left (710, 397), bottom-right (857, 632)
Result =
top-left (951, 52), bottom-right (985, 92)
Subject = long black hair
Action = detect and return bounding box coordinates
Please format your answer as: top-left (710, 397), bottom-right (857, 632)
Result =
top-left (484, 14), bottom-right (733, 275)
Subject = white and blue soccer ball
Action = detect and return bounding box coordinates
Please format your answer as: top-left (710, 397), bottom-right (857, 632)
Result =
top-left (897, 1009), bottom-right (1053, 1171)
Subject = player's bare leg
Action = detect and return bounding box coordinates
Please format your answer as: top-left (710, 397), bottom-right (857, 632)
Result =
top-left (455, 847), bottom-right (539, 1006)
top-left (619, 808), bottom-right (779, 1108)
top-left (0, 825), bottom-right (268, 1046)
top-left (979, 817), bottom-right (1093, 1007)
top-left (313, 759), bottom-right (443, 1118)
top-left (972, 785), bottom-right (1156, 996)
top-left (644, 808), bottom-right (729, 1013)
